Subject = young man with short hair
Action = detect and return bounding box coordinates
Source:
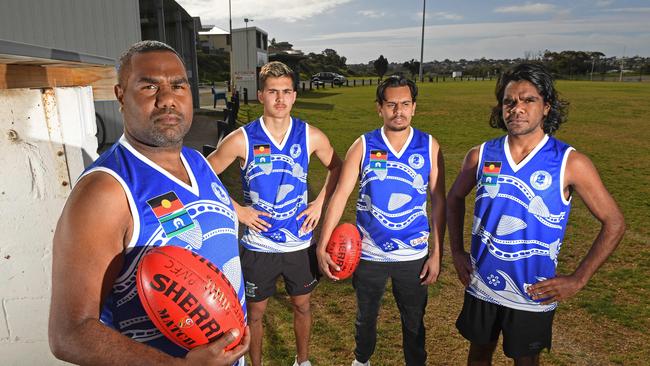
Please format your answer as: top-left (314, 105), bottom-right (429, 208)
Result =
top-left (208, 61), bottom-right (341, 366)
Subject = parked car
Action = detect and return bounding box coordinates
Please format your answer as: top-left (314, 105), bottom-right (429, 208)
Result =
top-left (311, 72), bottom-right (346, 85)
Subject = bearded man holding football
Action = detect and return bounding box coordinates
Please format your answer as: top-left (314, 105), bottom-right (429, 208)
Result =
top-left (317, 75), bottom-right (446, 366)
top-left (49, 41), bottom-right (249, 365)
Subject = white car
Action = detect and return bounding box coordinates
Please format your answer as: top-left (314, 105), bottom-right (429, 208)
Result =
top-left (311, 72), bottom-right (346, 85)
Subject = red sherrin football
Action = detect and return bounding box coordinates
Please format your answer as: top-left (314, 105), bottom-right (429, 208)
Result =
top-left (136, 246), bottom-right (245, 350)
top-left (326, 223), bottom-right (362, 280)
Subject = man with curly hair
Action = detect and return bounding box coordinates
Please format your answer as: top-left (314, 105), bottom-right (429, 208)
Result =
top-left (447, 63), bottom-right (625, 365)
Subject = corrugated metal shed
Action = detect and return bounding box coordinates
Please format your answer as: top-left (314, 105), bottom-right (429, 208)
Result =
top-left (0, 0), bottom-right (141, 59)
top-left (0, 0), bottom-right (142, 147)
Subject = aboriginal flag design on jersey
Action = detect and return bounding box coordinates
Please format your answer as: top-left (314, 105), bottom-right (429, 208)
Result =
top-left (147, 191), bottom-right (195, 237)
top-left (481, 161), bottom-right (502, 186)
top-left (369, 150), bottom-right (388, 171)
top-left (253, 144), bottom-right (271, 165)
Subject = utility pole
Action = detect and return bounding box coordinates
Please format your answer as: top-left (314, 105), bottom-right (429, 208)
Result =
top-left (418, 0), bottom-right (426, 82)
top-left (229, 0), bottom-right (233, 91)
top-left (244, 18), bottom-right (253, 70)
top-left (619, 46), bottom-right (625, 82)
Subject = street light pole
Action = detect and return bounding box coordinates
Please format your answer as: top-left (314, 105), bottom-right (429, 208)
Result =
top-left (419, 0), bottom-right (426, 82)
top-left (244, 18), bottom-right (253, 70)
top-left (229, 0), bottom-right (233, 91)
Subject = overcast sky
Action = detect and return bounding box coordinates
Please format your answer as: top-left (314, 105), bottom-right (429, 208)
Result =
top-left (176, 0), bottom-right (650, 64)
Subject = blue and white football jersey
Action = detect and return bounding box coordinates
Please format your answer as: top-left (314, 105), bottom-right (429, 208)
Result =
top-left (83, 136), bottom-right (246, 360)
top-left (357, 127), bottom-right (432, 262)
top-left (240, 117), bottom-right (312, 253)
top-left (468, 134), bottom-right (574, 312)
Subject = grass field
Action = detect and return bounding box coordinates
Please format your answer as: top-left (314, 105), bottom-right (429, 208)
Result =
top-left (217, 79), bottom-right (650, 365)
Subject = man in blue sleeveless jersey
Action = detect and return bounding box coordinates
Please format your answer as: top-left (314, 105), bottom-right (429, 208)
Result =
top-left (447, 63), bottom-right (625, 365)
top-left (208, 61), bottom-right (341, 366)
top-left (317, 75), bottom-right (446, 366)
top-left (49, 41), bottom-right (249, 365)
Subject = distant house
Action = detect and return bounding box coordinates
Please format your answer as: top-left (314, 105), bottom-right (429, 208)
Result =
top-left (268, 46), bottom-right (306, 87)
top-left (452, 71), bottom-right (463, 78)
top-left (199, 26), bottom-right (230, 54)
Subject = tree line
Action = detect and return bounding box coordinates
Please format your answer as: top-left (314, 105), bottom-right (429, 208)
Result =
top-left (197, 39), bottom-right (650, 82)
top-left (352, 51), bottom-right (650, 80)
top-left (297, 47), bottom-right (650, 80)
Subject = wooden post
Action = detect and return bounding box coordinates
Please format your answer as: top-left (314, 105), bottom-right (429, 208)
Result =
top-left (0, 64), bottom-right (116, 101)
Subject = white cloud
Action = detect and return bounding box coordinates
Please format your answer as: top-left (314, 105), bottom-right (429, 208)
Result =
top-left (297, 17), bottom-right (649, 62)
top-left (494, 2), bottom-right (557, 14)
top-left (176, 0), bottom-right (650, 63)
top-left (604, 7), bottom-right (650, 13)
top-left (176, 0), bottom-right (352, 23)
top-left (431, 12), bottom-right (463, 21)
top-left (306, 18), bottom-right (646, 42)
top-left (595, 0), bottom-right (614, 7)
top-left (358, 10), bottom-right (386, 18)
top-left (301, 30), bottom-right (650, 64)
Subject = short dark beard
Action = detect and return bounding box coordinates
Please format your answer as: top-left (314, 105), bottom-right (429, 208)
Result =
top-left (384, 123), bottom-right (409, 132)
top-left (148, 108), bottom-right (189, 147)
top-left (149, 128), bottom-right (186, 147)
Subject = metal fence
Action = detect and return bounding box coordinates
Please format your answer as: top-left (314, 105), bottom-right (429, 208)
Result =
top-left (296, 75), bottom-right (500, 92)
top-left (295, 73), bottom-right (646, 92)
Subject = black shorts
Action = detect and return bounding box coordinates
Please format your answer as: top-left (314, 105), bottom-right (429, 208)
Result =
top-left (240, 246), bottom-right (319, 302)
top-left (456, 292), bottom-right (555, 358)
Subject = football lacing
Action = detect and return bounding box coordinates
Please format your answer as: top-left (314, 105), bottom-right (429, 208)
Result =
top-left (204, 278), bottom-right (231, 310)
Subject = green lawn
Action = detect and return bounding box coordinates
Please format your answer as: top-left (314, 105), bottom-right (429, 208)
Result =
top-left (222, 80), bottom-right (650, 365)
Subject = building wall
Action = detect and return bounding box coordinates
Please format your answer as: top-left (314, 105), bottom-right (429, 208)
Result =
top-left (231, 27), bottom-right (267, 95)
top-left (0, 0), bottom-right (142, 147)
top-left (0, 2), bottom-right (141, 363)
top-left (0, 87), bottom-right (98, 365)
top-left (139, 0), bottom-right (200, 108)
top-left (0, 2), bottom-right (202, 363)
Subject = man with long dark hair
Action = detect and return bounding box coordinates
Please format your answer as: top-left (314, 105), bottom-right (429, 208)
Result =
top-left (447, 63), bottom-right (625, 365)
